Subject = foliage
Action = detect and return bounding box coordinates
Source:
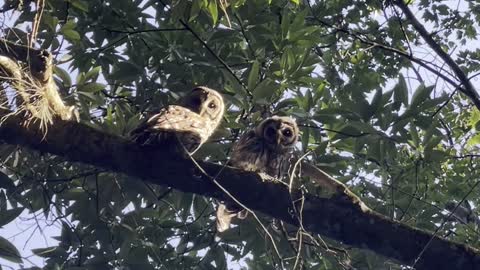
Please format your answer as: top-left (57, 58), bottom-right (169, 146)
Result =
top-left (1, 0), bottom-right (480, 269)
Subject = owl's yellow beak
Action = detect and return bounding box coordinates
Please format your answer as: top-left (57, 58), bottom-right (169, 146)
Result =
top-left (276, 130), bottom-right (282, 145)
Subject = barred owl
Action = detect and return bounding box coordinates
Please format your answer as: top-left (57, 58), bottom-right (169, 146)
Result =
top-left (130, 86), bottom-right (224, 155)
top-left (216, 116), bottom-right (299, 232)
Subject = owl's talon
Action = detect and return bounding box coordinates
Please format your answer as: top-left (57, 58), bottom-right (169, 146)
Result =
top-left (258, 172), bottom-right (278, 182)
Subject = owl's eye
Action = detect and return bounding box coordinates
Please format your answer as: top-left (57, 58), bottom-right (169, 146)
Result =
top-left (208, 101), bottom-right (217, 109)
top-left (265, 126), bottom-right (276, 138)
top-left (193, 97), bottom-right (202, 106)
top-left (282, 128), bottom-right (292, 137)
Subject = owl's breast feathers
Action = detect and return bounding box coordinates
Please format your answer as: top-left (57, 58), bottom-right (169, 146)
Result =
top-left (230, 130), bottom-right (294, 177)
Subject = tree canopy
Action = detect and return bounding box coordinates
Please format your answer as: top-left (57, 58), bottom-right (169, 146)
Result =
top-left (1, 0), bottom-right (480, 269)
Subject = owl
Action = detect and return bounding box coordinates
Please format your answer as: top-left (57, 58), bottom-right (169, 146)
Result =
top-left (216, 116), bottom-right (299, 232)
top-left (130, 86), bottom-right (224, 155)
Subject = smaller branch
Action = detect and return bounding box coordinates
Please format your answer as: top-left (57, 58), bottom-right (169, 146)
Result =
top-left (306, 2), bottom-right (467, 105)
top-left (93, 35), bottom-right (129, 55)
top-left (0, 0), bottom-right (33, 12)
top-left (393, 0), bottom-right (480, 110)
top-left (46, 169), bottom-right (104, 182)
top-left (301, 162), bottom-right (371, 213)
top-left (432, 89), bottom-right (457, 118)
top-left (0, 39), bottom-right (51, 82)
top-left (452, 154), bottom-right (480, 159)
top-left (156, 0), bottom-right (253, 101)
top-left (234, 13), bottom-right (256, 58)
top-left (100, 89), bottom-right (135, 105)
top-left (103, 27), bottom-right (187, 34)
top-left (412, 180), bottom-right (480, 268)
top-left (179, 19), bottom-right (253, 98)
top-left (30, 0), bottom-right (46, 48)
top-left (439, 118), bottom-right (454, 147)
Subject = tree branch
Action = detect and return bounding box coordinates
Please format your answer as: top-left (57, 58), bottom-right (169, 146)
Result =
top-left (0, 39), bottom-right (77, 122)
top-left (393, 0), bottom-right (480, 110)
top-left (0, 39), bottom-right (52, 83)
top-left (0, 112), bottom-right (479, 269)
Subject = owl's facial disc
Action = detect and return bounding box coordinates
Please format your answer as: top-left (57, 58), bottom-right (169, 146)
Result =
top-left (185, 87), bottom-right (224, 122)
top-left (278, 124), bottom-right (297, 147)
top-left (264, 125), bottom-right (277, 143)
top-left (197, 95), bottom-right (220, 121)
top-left (263, 121), bottom-right (296, 148)
top-left (183, 88), bottom-right (207, 114)
top-left (262, 121), bottom-right (284, 149)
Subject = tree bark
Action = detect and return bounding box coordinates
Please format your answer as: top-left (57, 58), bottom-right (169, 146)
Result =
top-left (0, 113), bottom-right (479, 270)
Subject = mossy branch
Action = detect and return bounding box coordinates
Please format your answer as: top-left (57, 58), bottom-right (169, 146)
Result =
top-left (0, 39), bottom-right (77, 129)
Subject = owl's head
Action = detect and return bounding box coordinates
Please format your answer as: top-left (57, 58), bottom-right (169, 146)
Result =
top-left (182, 86), bottom-right (225, 124)
top-left (256, 116), bottom-right (298, 151)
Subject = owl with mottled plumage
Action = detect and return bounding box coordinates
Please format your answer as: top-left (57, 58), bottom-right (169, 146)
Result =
top-left (216, 116), bottom-right (299, 232)
top-left (130, 86), bottom-right (224, 155)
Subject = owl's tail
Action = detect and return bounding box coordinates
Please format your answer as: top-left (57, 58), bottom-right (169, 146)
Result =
top-left (216, 203), bottom-right (238, 232)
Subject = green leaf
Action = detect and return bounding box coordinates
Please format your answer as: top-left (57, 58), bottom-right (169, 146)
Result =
top-left (31, 247), bottom-right (59, 258)
top-left (189, 0), bottom-right (204, 21)
top-left (78, 83), bottom-right (106, 93)
top-left (252, 79), bottom-right (278, 101)
top-left (248, 60), bottom-right (260, 91)
top-left (69, 0), bottom-right (89, 12)
top-left (424, 149), bottom-right (447, 162)
top-left (331, 124), bottom-right (362, 140)
top-left (301, 126), bottom-right (310, 150)
top-left (0, 208), bottom-right (24, 227)
top-left (76, 72), bottom-right (86, 85)
top-left (110, 62), bottom-right (143, 82)
top-left (467, 133), bottom-right (480, 147)
top-left (468, 108), bottom-right (480, 129)
top-left (62, 29), bottom-right (81, 42)
top-left (393, 74), bottom-right (408, 106)
top-left (410, 85), bottom-right (434, 108)
top-left (0, 172), bottom-right (15, 190)
top-left (280, 9), bottom-right (289, 39)
top-left (0, 236), bottom-right (22, 263)
top-left (54, 66), bottom-right (72, 87)
top-left (207, 0), bottom-right (218, 24)
top-left (369, 89), bottom-right (383, 114)
top-left (84, 66), bottom-right (102, 82)
top-left (347, 121), bottom-right (378, 133)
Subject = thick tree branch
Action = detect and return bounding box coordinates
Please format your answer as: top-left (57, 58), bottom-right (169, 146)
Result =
top-left (0, 113), bottom-right (479, 270)
top-left (393, 0), bottom-right (480, 110)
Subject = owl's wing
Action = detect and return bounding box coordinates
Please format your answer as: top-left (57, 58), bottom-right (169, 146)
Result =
top-left (229, 130), bottom-right (260, 168)
top-left (130, 105), bottom-right (206, 153)
top-left (145, 105), bottom-right (206, 133)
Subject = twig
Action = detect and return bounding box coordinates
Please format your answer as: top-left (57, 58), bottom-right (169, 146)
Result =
top-left (412, 180), bottom-right (480, 267)
top-left (306, 1), bottom-right (467, 105)
top-left (103, 27), bottom-right (187, 34)
top-left (30, 0), bottom-right (45, 48)
top-left (234, 13), bottom-right (256, 58)
top-left (179, 19), bottom-right (252, 98)
top-left (393, 0), bottom-right (480, 110)
top-left (46, 169), bottom-right (104, 182)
